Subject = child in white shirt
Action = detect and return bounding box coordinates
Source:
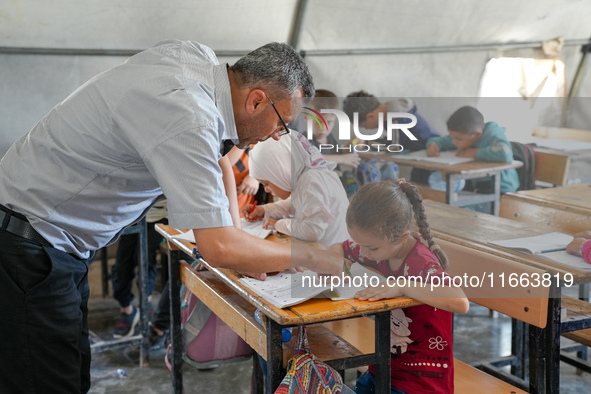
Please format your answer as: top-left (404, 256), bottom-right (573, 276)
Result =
top-left (241, 132), bottom-right (349, 246)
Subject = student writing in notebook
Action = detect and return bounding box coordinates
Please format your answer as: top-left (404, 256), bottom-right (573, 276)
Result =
top-left (567, 231), bottom-right (591, 263)
top-left (330, 180), bottom-right (469, 394)
top-left (241, 131), bottom-right (350, 247)
top-left (426, 106), bottom-right (519, 194)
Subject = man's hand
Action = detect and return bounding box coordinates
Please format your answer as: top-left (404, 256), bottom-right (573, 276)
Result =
top-left (292, 244), bottom-right (346, 277)
top-left (426, 143), bottom-right (440, 157)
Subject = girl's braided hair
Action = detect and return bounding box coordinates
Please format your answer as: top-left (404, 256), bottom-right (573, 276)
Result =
top-left (345, 179), bottom-right (449, 270)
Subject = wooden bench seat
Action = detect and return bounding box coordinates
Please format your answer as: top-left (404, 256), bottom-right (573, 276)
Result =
top-left (454, 360), bottom-right (528, 393)
top-left (560, 295), bottom-right (591, 349)
top-left (563, 328), bottom-right (591, 348)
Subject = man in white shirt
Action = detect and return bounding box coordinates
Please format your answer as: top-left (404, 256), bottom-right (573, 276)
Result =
top-left (0, 40), bottom-right (343, 393)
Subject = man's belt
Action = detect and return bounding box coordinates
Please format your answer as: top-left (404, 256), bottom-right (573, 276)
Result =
top-left (0, 206), bottom-right (51, 246)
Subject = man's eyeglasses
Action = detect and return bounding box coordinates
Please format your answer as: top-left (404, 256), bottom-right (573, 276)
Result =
top-left (265, 93), bottom-right (290, 137)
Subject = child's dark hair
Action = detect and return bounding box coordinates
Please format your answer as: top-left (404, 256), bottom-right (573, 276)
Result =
top-left (342, 90), bottom-right (380, 123)
top-left (446, 106), bottom-right (485, 135)
top-left (346, 180), bottom-right (449, 270)
top-left (310, 89), bottom-right (339, 111)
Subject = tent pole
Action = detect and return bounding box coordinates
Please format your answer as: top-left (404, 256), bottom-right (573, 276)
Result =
top-left (564, 37), bottom-right (591, 126)
top-left (288, 0), bottom-right (310, 51)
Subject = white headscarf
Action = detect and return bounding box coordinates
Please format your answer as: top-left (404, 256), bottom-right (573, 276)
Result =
top-left (249, 131), bottom-right (336, 192)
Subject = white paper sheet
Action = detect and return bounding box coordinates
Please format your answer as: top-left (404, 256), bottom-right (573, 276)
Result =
top-left (404, 150), bottom-right (476, 165)
top-left (171, 218), bottom-right (272, 243)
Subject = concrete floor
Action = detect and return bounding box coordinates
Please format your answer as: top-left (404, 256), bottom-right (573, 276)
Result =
top-left (87, 261), bottom-right (591, 393)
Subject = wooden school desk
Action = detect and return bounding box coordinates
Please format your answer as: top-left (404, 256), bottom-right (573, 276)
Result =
top-left (359, 152), bottom-right (522, 216)
top-left (155, 224), bottom-right (422, 394)
top-left (423, 200), bottom-right (591, 393)
top-left (500, 183), bottom-right (591, 235)
top-left (530, 126), bottom-right (591, 186)
top-left (533, 147), bottom-right (591, 186)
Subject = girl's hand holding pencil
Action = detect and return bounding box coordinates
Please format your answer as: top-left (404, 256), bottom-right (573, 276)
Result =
top-left (241, 202), bottom-right (265, 222)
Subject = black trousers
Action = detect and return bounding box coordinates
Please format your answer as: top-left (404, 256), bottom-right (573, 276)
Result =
top-left (0, 230), bottom-right (92, 393)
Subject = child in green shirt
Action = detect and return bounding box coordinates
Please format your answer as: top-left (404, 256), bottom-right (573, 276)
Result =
top-left (426, 106), bottom-right (519, 193)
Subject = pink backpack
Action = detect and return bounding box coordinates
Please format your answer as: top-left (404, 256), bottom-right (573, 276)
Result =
top-left (166, 263), bottom-right (253, 370)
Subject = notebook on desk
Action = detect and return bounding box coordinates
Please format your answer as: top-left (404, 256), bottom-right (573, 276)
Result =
top-left (237, 263), bottom-right (388, 308)
top-left (489, 232), bottom-right (591, 271)
top-left (403, 150), bottom-right (476, 165)
top-left (171, 219), bottom-right (272, 243)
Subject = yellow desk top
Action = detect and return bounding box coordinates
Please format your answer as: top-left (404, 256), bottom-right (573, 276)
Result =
top-left (506, 183), bottom-right (591, 212)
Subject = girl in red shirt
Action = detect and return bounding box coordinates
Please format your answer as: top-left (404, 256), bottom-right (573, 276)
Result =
top-left (332, 180), bottom-right (469, 394)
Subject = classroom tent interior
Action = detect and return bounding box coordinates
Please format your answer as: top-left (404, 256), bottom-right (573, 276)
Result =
top-left (1, 0), bottom-right (590, 156)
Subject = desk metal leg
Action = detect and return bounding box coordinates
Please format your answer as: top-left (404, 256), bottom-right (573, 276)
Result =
top-left (511, 319), bottom-right (524, 379)
top-left (445, 174), bottom-right (458, 206)
top-left (529, 324), bottom-right (545, 394)
top-left (374, 311), bottom-right (391, 393)
top-left (266, 319), bottom-right (284, 393)
top-left (529, 282), bottom-right (561, 394)
top-left (168, 248), bottom-right (183, 394)
top-left (579, 283), bottom-right (589, 301)
top-left (491, 173), bottom-right (501, 216)
top-left (546, 285), bottom-right (561, 393)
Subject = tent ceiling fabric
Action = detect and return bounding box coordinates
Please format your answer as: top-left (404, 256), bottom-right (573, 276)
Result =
top-left (1, 0), bottom-right (589, 51)
top-left (0, 0), bottom-right (296, 50)
top-left (1, 0), bottom-right (589, 156)
top-left (300, 0), bottom-right (591, 51)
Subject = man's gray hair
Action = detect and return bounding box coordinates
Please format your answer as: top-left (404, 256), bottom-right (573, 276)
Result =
top-left (231, 42), bottom-right (315, 101)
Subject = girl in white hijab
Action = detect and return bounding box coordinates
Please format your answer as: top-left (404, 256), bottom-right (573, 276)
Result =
top-left (243, 132), bottom-right (350, 246)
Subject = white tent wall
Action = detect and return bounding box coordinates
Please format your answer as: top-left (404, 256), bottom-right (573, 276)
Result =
top-left (1, 0), bottom-right (590, 155)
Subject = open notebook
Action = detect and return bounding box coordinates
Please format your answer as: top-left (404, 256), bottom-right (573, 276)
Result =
top-left (489, 232), bottom-right (591, 271)
top-left (237, 263), bottom-right (387, 309)
top-left (171, 218), bottom-right (272, 243)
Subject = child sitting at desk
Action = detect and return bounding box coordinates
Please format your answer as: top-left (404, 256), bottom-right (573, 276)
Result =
top-left (567, 231), bottom-right (591, 263)
top-left (226, 145), bottom-right (267, 216)
top-left (305, 89), bottom-right (361, 169)
top-left (303, 89), bottom-right (361, 198)
top-left (331, 180), bottom-right (469, 394)
top-left (426, 106), bottom-right (520, 194)
top-left (241, 131), bottom-right (350, 246)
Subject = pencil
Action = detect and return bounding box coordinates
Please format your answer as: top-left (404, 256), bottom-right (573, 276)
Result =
top-left (343, 260), bottom-right (352, 277)
top-left (248, 201), bottom-right (258, 218)
top-left (540, 247), bottom-right (567, 254)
